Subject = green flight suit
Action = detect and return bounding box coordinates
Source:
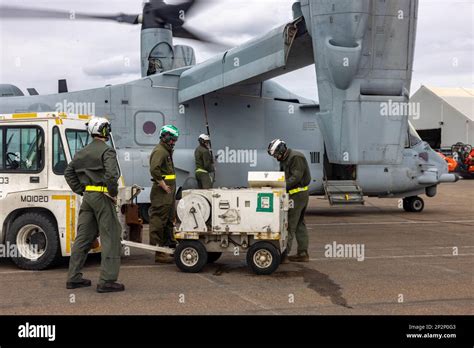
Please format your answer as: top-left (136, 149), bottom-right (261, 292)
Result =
top-left (280, 149), bottom-right (311, 255)
top-left (64, 138), bottom-right (122, 285)
top-left (149, 142), bottom-right (176, 249)
top-left (194, 144), bottom-right (215, 189)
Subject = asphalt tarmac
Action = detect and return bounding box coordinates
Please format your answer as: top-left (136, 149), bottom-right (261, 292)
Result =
top-left (0, 180), bottom-right (472, 315)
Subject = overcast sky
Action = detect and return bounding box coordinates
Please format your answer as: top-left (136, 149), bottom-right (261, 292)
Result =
top-left (0, 0), bottom-right (472, 101)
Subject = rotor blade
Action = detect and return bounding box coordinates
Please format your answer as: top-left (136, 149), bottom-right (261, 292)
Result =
top-left (149, 0), bottom-right (197, 12)
top-left (174, 26), bottom-right (230, 49)
top-left (148, 0), bottom-right (213, 24)
top-left (176, 0), bottom-right (197, 13)
top-left (178, 0), bottom-right (220, 18)
top-left (0, 6), bottom-right (140, 24)
top-left (173, 26), bottom-right (213, 43)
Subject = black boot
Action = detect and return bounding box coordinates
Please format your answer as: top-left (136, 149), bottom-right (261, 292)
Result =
top-left (96, 282), bottom-right (125, 293)
top-left (280, 250), bottom-right (290, 264)
top-left (288, 251), bottom-right (310, 263)
top-left (66, 278), bottom-right (92, 289)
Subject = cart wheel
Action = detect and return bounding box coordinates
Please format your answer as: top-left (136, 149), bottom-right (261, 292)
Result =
top-left (175, 240), bottom-right (208, 273)
top-left (403, 196), bottom-right (424, 213)
top-left (207, 252), bottom-right (222, 263)
top-left (247, 242), bottom-right (280, 275)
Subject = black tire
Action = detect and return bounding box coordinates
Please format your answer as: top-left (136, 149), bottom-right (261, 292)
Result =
top-left (403, 196), bottom-right (425, 213)
top-left (207, 252), bottom-right (222, 264)
top-left (246, 242), bottom-right (280, 275)
top-left (402, 199), bottom-right (410, 212)
top-left (6, 212), bottom-right (61, 270)
top-left (174, 240), bottom-right (208, 273)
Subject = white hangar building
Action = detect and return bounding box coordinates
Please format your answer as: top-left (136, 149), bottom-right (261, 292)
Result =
top-left (410, 86), bottom-right (474, 149)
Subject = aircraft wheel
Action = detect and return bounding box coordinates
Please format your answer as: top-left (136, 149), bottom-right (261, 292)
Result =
top-left (175, 240), bottom-right (207, 273)
top-left (403, 196), bottom-right (425, 213)
top-left (6, 213), bottom-right (61, 270)
top-left (247, 242), bottom-right (280, 275)
top-left (402, 199), bottom-right (410, 211)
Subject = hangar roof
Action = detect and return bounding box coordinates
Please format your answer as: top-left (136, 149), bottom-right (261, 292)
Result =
top-left (422, 86), bottom-right (474, 122)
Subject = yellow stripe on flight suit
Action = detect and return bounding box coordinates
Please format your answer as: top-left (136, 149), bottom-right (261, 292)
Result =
top-left (85, 185), bottom-right (109, 193)
top-left (288, 186), bottom-right (309, 195)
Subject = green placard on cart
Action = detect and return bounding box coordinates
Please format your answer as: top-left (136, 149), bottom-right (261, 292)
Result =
top-left (256, 193), bottom-right (274, 213)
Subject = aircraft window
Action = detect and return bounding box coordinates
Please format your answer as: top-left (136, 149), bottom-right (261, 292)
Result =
top-left (1, 126), bottom-right (44, 172)
top-left (52, 127), bottom-right (67, 175)
top-left (143, 121), bottom-right (157, 135)
top-left (147, 59), bottom-right (162, 76)
top-left (65, 129), bottom-right (114, 158)
top-left (408, 122), bottom-right (422, 147)
top-left (147, 42), bottom-right (174, 75)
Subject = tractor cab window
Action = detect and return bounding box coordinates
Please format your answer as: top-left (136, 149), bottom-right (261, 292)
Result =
top-left (65, 129), bottom-right (90, 159)
top-left (52, 127), bottom-right (67, 175)
top-left (65, 129), bottom-right (114, 159)
top-left (0, 126), bottom-right (44, 172)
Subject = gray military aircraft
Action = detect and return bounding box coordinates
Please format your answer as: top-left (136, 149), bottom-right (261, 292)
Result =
top-left (0, 0), bottom-right (458, 220)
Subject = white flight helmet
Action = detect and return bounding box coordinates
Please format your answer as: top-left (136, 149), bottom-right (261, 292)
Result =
top-left (199, 134), bottom-right (210, 141)
top-left (198, 134), bottom-right (210, 145)
top-left (86, 117), bottom-right (112, 139)
top-left (268, 139), bottom-right (287, 159)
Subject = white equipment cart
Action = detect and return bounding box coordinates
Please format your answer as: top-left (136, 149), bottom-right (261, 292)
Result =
top-left (173, 172), bottom-right (289, 275)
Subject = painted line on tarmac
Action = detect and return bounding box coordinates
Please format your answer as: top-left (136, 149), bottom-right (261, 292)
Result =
top-left (2, 250), bottom-right (472, 275)
top-left (0, 269), bottom-right (39, 275)
top-left (0, 264), bottom-right (173, 275)
top-left (309, 253), bottom-right (474, 261)
top-left (2, 251), bottom-right (472, 274)
top-left (355, 246), bottom-right (474, 250)
top-left (411, 263), bottom-right (461, 274)
top-left (121, 264), bottom-right (174, 270)
top-left (307, 220), bottom-right (474, 226)
top-left (195, 273), bottom-right (279, 315)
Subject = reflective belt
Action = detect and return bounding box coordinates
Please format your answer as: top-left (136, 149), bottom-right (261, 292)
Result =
top-left (288, 186), bottom-right (309, 195)
top-left (195, 168), bottom-right (208, 173)
top-left (162, 174), bottom-right (176, 180)
top-left (85, 185), bottom-right (108, 193)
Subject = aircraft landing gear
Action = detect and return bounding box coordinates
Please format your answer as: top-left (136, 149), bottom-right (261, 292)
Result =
top-left (403, 196), bottom-right (425, 213)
